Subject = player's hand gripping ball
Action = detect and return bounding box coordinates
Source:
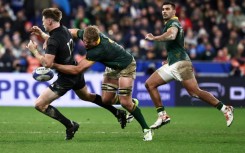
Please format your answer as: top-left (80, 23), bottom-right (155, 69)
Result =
top-left (32, 67), bottom-right (54, 81)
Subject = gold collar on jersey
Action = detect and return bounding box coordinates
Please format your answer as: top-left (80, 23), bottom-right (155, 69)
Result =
top-left (95, 37), bottom-right (101, 46)
top-left (164, 16), bottom-right (179, 24)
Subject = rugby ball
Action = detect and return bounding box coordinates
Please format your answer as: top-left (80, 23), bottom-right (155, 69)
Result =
top-left (32, 67), bottom-right (54, 82)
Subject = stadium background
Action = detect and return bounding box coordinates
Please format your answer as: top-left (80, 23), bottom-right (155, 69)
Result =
top-left (0, 0), bottom-right (244, 107)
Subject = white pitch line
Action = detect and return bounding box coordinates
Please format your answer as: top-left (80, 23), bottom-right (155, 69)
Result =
top-left (0, 131), bottom-right (141, 134)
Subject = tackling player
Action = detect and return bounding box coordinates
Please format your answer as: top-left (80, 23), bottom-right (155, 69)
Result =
top-left (52, 25), bottom-right (153, 141)
top-left (26, 8), bottom-right (127, 140)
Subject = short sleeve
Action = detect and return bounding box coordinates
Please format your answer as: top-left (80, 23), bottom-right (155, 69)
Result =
top-left (46, 38), bottom-right (59, 55)
top-left (169, 21), bottom-right (180, 29)
top-left (77, 29), bottom-right (84, 40)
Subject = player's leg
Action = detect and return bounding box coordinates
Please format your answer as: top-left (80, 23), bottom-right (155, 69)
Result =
top-left (101, 76), bottom-right (119, 104)
top-left (100, 76), bottom-right (127, 128)
top-left (182, 77), bottom-right (234, 127)
top-left (34, 87), bottom-right (79, 140)
top-left (74, 85), bottom-right (127, 129)
top-left (101, 76), bottom-right (139, 123)
top-left (145, 64), bottom-right (173, 129)
top-left (177, 61), bottom-right (234, 127)
top-left (118, 76), bottom-right (153, 141)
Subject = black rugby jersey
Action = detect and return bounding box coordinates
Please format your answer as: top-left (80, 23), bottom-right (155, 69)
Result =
top-left (46, 25), bottom-right (76, 69)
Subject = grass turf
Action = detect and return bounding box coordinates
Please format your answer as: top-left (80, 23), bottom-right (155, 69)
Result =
top-left (0, 106), bottom-right (244, 153)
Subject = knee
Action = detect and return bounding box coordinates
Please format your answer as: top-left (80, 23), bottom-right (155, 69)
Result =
top-left (101, 97), bottom-right (113, 105)
top-left (34, 103), bottom-right (46, 112)
top-left (145, 81), bottom-right (154, 90)
top-left (120, 100), bottom-right (132, 110)
top-left (81, 94), bottom-right (92, 102)
top-left (187, 89), bottom-right (200, 98)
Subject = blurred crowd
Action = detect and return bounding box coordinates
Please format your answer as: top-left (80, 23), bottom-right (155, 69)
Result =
top-left (0, 0), bottom-right (244, 76)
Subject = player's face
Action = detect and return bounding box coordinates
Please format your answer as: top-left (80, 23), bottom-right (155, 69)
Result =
top-left (162, 5), bottom-right (176, 20)
top-left (42, 16), bottom-right (51, 32)
top-left (83, 37), bottom-right (96, 49)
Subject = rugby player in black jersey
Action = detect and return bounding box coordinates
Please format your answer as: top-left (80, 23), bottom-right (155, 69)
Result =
top-left (26, 8), bottom-right (127, 140)
top-left (52, 26), bottom-right (153, 141)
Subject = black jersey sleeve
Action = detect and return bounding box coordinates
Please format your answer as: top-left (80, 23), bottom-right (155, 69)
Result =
top-left (46, 37), bottom-right (59, 55)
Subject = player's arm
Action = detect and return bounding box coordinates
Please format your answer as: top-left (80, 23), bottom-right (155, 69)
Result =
top-left (145, 26), bottom-right (178, 41)
top-left (52, 59), bottom-right (95, 75)
top-left (30, 26), bottom-right (49, 41)
top-left (68, 28), bottom-right (79, 38)
top-left (26, 40), bottom-right (55, 68)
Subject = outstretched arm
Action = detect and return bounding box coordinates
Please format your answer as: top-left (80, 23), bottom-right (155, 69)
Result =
top-left (145, 26), bottom-right (178, 41)
top-left (68, 28), bottom-right (79, 38)
top-left (52, 59), bottom-right (95, 75)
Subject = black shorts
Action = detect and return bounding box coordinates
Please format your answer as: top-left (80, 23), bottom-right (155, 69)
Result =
top-left (49, 73), bottom-right (86, 96)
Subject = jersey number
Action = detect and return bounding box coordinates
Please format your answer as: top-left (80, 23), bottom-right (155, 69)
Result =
top-left (67, 39), bottom-right (74, 55)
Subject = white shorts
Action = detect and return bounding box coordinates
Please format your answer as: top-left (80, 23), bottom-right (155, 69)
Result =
top-left (156, 61), bottom-right (194, 82)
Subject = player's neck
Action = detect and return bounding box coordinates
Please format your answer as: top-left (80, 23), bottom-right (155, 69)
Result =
top-left (49, 22), bottom-right (60, 31)
top-left (164, 16), bottom-right (178, 24)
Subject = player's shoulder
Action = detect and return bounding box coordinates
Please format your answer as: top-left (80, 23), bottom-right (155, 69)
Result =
top-left (77, 29), bottom-right (84, 39)
top-left (168, 19), bottom-right (181, 29)
top-left (48, 35), bottom-right (59, 45)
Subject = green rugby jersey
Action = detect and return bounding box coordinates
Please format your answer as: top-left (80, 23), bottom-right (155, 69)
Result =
top-left (163, 18), bottom-right (190, 65)
top-left (77, 30), bottom-right (133, 70)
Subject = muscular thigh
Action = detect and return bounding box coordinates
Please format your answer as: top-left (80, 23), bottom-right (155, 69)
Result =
top-left (146, 71), bottom-right (167, 87)
top-left (74, 85), bottom-right (94, 101)
top-left (118, 77), bottom-right (134, 110)
top-left (118, 76), bottom-right (134, 96)
top-left (50, 74), bottom-right (86, 96)
top-left (170, 61), bottom-right (194, 81)
top-left (35, 87), bottom-right (60, 106)
top-left (181, 77), bottom-right (199, 93)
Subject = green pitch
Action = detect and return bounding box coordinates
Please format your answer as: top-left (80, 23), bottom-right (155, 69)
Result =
top-left (0, 106), bottom-right (244, 153)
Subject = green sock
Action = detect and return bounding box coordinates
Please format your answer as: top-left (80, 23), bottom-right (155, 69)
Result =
top-left (216, 102), bottom-right (224, 110)
top-left (131, 106), bottom-right (149, 130)
top-left (156, 107), bottom-right (165, 113)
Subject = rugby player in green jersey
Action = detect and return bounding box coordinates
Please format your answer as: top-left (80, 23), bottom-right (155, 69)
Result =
top-left (145, 1), bottom-right (234, 129)
top-left (52, 26), bottom-right (153, 141)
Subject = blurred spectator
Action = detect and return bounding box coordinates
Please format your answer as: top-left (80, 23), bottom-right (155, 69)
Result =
top-left (179, 9), bottom-right (192, 32)
top-left (226, 30), bottom-right (239, 58)
top-left (201, 43), bottom-right (216, 61)
top-left (227, 6), bottom-right (245, 29)
top-left (213, 47), bottom-right (230, 62)
top-left (0, 48), bottom-right (15, 72)
top-left (13, 42), bottom-right (28, 72)
top-left (73, 6), bottom-right (90, 29)
top-left (0, 0), bottom-right (244, 73)
top-left (230, 43), bottom-right (245, 76)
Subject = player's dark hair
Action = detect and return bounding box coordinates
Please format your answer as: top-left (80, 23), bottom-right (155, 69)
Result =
top-left (84, 25), bottom-right (100, 42)
top-left (162, 1), bottom-right (176, 9)
top-left (42, 8), bottom-right (62, 22)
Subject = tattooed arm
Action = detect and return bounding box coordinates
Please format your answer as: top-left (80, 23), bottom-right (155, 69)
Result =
top-left (145, 26), bottom-right (178, 41)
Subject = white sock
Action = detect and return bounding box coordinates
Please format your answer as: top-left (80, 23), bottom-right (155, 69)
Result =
top-left (221, 105), bottom-right (227, 113)
top-left (158, 111), bottom-right (166, 116)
